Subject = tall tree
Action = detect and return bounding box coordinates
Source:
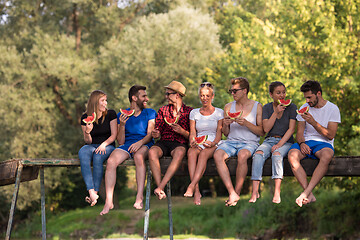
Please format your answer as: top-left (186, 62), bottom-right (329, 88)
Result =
top-left (98, 5), bottom-right (223, 109)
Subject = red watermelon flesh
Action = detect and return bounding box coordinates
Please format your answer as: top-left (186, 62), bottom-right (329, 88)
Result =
top-left (296, 106), bottom-right (309, 114)
top-left (83, 112), bottom-right (96, 124)
top-left (227, 111), bottom-right (243, 120)
top-left (120, 109), bottom-right (135, 117)
top-left (278, 99), bottom-right (292, 106)
top-left (164, 115), bottom-right (180, 125)
top-left (194, 135), bottom-right (208, 145)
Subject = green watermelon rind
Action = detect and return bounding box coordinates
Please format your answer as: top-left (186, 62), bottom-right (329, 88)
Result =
top-left (164, 115), bottom-right (180, 125)
top-left (227, 111), bottom-right (243, 120)
top-left (278, 99), bottom-right (292, 107)
top-left (296, 106), bottom-right (310, 114)
top-left (120, 109), bottom-right (135, 117)
top-left (82, 112), bottom-right (96, 124)
top-left (194, 135), bottom-right (208, 145)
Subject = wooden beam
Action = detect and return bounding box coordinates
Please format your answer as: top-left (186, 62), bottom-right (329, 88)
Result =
top-left (1, 156), bottom-right (360, 187)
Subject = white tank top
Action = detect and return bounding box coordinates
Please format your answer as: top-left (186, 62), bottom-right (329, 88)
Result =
top-left (227, 101), bottom-right (260, 144)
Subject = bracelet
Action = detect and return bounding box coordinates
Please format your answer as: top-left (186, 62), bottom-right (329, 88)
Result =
top-left (299, 142), bottom-right (305, 146)
top-left (85, 131), bottom-right (91, 134)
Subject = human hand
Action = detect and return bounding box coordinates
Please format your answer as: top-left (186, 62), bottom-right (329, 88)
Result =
top-left (300, 142), bottom-right (311, 155)
top-left (235, 117), bottom-right (247, 126)
top-left (95, 143), bottom-right (107, 154)
top-left (119, 113), bottom-right (129, 125)
top-left (171, 123), bottom-right (183, 134)
top-left (152, 128), bottom-right (161, 139)
top-left (300, 112), bottom-right (316, 125)
top-left (275, 103), bottom-right (286, 114)
top-left (271, 144), bottom-right (281, 153)
top-left (128, 141), bottom-right (143, 153)
top-left (85, 123), bottom-right (93, 133)
top-left (223, 117), bottom-right (234, 126)
top-left (203, 140), bottom-right (214, 148)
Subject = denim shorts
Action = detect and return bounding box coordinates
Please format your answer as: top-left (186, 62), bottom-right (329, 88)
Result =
top-left (118, 141), bottom-right (154, 157)
top-left (289, 140), bottom-right (334, 159)
top-left (216, 140), bottom-right (259, 158)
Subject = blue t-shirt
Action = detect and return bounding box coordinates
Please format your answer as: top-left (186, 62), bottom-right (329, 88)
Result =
top-left (117, 108), bottom-right (157, 144)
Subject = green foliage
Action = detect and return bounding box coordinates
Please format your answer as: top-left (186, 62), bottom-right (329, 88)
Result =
top-left (206, 0), bottom-right (360, 155)
top-left (97, 5), bottom-right (223, 110)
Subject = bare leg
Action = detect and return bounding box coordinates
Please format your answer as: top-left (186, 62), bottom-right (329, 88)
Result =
top-left (214, 149), bottom-right (240, 206)
top-left (249, 180), bottom-right (260, 203)
top-left (234, 149), bottom-right (251, 196)
top-left (299, 148), bottom-right (333, 205)
top-left (272, 178), bottom-right (281, 204)
top-left (100, 149), bottom-right (129, 215)
top-left (148, 146), bottom-right (166, 200)
top-left (184, 147), bottom-right (200, 198)
top-left (272, 151), bottom-right (282, 204)
top-left (155, 146), bottom-right (187, 200)
top-left (133, 146), bottom-right (148, 210)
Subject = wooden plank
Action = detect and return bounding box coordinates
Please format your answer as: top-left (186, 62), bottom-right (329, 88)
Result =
top-left (0, 159), bottom-right (39, 186)
top-left (1, 156), bottom-right (360, 187)
top-left (160, 156), bottom-right (360, 177)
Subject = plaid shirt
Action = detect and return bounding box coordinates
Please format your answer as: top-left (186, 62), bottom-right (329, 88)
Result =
top-left (155, 103), bottom-right (193, 144)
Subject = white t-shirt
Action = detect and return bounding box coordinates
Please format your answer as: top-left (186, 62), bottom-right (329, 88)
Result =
top-left (189, 107), bottom-right (224, 143)
top-left (297, 101), bottom-right (341, 147)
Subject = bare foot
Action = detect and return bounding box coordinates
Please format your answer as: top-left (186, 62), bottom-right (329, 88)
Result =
top-left (100, 203), bottom-right (114, 215)
top-left (249, 192), bottom-right (260, 203)
top-left (154, 188), bottom-right (166, 200)
top-left (133, 198), bottom-right (143, 210)
top-left (184, 185), bottom-right (195, 198)
top-left (226, 193), bottom-right (240, 207)
top-left (272, 196), bottom-right (281, 204)
top-left (85, 196), bottom-right (92, 204)
top-left (295, 192), bottom-right (308, 207)
top-left (303, 193), bottom-right (316, 205)
top-left (89, 190), bottom-right (99, 207)
top-left (194, 191), bottom-right (202, 206)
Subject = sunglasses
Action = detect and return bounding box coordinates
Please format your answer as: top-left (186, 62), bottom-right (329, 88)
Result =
top-left (228, 88), bottom-right (244, 94)
top-left (200, 82), bottom-right (213, 88)
top-left (165, 92), bottom-right (177, 96)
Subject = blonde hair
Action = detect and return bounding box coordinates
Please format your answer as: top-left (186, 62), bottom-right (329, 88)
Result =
top-left (85, 90), bottom-right (107, 124)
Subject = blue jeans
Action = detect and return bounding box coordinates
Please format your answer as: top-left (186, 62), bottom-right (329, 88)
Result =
top-left (78, 144), bottom-right (115, 192)
top-left (251, 137), bottom-right (292, 180)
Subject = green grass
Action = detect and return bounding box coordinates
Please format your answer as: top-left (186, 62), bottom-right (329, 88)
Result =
top-left (8, 182), bottom-right (360, 239)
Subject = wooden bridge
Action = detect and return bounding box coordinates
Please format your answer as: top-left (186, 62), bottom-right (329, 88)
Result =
top-left (1, 156), bottom-right (360, 240)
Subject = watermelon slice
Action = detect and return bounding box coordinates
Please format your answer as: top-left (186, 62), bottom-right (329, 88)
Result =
top-left (164, 115), bottom-right (180, 125)
top-left (278, 99), bottom-right (292, 107)
top-left (227, 111), bottom-right (243, 120)
top-left (194, 135), bottom-right (208, 145)
top-left (296, 106), bottom-right (310, 115)
top-left (120, 109), bottom-right (135, 117)
top-left (83, 112), bottom-right (96, 124)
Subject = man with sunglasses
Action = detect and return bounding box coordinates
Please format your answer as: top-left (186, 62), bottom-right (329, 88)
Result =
top-left (149, 80), bottom-right (193, 200)
top-left (214, 77), bottom-right (264, 206)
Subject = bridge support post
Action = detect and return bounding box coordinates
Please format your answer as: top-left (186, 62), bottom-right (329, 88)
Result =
top-left (6, 163), bottom-right (23, 240)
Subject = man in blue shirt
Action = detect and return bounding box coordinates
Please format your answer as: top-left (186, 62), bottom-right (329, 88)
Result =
top-left (100, 85), bottom-right (156, 215)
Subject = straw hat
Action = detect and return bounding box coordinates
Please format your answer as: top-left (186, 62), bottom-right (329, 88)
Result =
top-left (164, 81), bottom-right (186, 97)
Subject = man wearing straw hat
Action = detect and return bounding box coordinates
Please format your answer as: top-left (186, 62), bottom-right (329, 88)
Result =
top-left (149, 80), bottom-right (193, 200)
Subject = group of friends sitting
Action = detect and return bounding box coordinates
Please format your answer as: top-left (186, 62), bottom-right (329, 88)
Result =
top-left (78, 77), bottom-right (341, 216)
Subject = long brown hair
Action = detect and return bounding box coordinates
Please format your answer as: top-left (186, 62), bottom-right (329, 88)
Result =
top-left (85, 90), bottom-right (108, 124)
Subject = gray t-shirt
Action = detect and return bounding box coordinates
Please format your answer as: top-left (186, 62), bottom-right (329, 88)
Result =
top-left (262, 102), bottom-right (297, 143)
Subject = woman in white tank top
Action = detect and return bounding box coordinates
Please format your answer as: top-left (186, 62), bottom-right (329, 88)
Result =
top-left (184, 82), bottom-right (223, 205)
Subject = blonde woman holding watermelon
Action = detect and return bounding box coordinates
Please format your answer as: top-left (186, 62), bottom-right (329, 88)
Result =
top-left (79, 90), bottom-right (117, 206)
top-left (249, 81), bottom-right (297, 204)
top-left (184, 82), bottom-right (223, 205)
